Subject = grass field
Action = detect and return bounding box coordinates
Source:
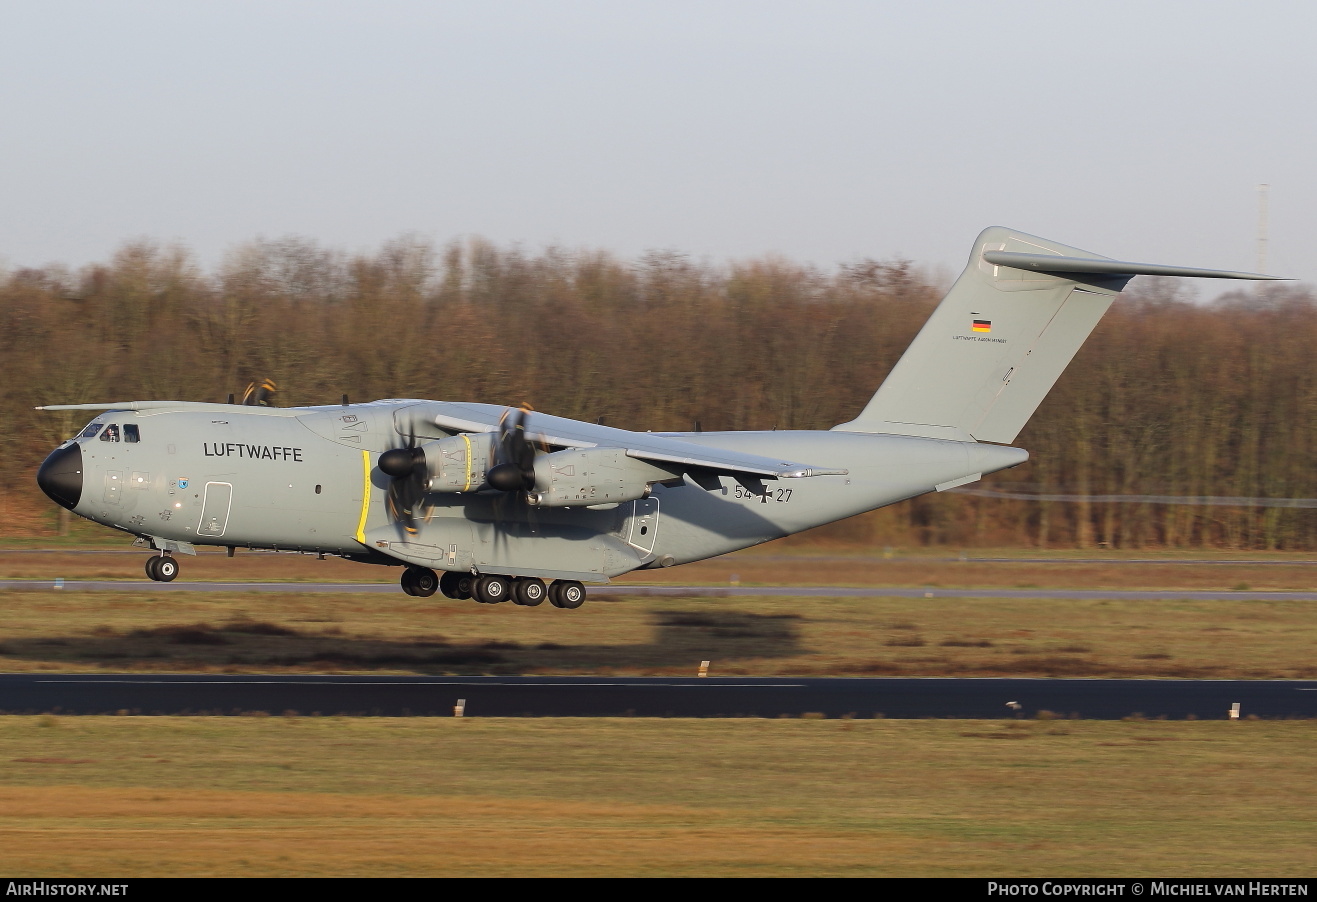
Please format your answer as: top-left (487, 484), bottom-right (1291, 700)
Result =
top-left (2, 550), bottom-right (1316, 677)
top-left (2, 547), bottom-right (1315, 876)
top-left (0, 716), bottom-right (1312, 877)
top-left (0, 589), bottom-right (1314, 678)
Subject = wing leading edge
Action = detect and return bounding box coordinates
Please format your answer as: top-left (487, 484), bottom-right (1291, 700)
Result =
top-left (423, 403), bottom-right (847, 480)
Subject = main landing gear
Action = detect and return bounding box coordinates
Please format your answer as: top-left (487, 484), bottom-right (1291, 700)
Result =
top-left (401, 567), bottom-right (586, 608)
top-left (144, 554), bottom-right (179, 582)
top-left (400, 565), bottom-right (440, 597)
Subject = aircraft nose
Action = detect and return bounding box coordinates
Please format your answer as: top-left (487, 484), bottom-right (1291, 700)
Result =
top-left (36, 443), bottom-right (83, 510)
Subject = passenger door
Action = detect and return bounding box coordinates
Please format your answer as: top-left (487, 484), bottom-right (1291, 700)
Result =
top-left (197, 482), bottom-right (234, 537)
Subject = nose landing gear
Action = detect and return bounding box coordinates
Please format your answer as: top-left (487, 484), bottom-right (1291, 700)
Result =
top-left (145, 554), bottom-right (179, 582)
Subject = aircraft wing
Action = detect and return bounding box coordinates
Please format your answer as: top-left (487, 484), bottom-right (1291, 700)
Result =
top-left (421, 402), bottom-right (847, 479)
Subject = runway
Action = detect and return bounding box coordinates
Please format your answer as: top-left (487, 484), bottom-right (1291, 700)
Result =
top-left (2, 674), bottom-right (1313, 719)
top-left (5, 578), bottom-right (1317, 601)
top-left (4, 574), bottom-right (1313, 720)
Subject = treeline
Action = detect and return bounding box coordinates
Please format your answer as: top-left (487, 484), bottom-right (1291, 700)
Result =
top-left (3, 236), bottom-right (1316, 548)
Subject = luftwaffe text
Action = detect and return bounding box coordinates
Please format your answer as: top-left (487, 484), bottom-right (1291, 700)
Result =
top-left (202, 443), bottom-right (303, 461)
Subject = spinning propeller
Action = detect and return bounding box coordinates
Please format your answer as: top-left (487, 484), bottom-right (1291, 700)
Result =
top-left (241, 378), bottom-right (278, 406)
top-left (379, 422), bottom-right (430, 535)
top-left (486, 406), bottom-right (539, 496)
top-left (484, 405), bottom-right (546, 540)
top-left (378, 406), bottom-right (545, 536)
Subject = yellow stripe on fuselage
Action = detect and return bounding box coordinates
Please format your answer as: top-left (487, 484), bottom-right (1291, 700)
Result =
top-left (462, 434), bottom-right (473, 491)
top-left (355, 449), bottom-right (371, 543)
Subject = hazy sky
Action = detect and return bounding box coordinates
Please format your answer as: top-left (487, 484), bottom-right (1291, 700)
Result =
top-left (2, 0), bottom-right (1313, 290)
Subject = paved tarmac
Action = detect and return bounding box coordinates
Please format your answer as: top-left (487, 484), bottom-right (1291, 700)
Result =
top-left (1, 674), bottom-right (1313, 719)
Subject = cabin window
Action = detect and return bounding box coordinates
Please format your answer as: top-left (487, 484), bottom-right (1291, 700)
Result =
top-left (124, 424), bottom-right (140, 443)
top-left (79, 423), bottom-right (104, 439)
top-left (99, 424), bottom-right (120, 442)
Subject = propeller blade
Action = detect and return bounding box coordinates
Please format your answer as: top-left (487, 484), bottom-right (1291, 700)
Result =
top-left (241, 378), bottom-right (278, 406)
top-left (488, 405), bottom-right (538, 493)
top-left (484, 405), bottom-right (544, 546)
top-left (382, 418), bottom-right (430, 535)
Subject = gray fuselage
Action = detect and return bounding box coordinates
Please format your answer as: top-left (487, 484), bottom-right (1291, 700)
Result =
top-left (41, 399), bottom-right (1027, 582)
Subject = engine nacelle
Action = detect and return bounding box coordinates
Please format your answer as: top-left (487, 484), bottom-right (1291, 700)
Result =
top-left (423, 433), bottom-right (499, 492)
top-left (526, 447), bottom-right (667, 507)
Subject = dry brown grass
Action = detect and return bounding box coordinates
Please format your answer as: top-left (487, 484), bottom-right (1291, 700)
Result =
top-left (631, 552), bottom-right (1317, 592)
top-left (2, 548), bottom-right (1316, 677)
top-left (0, 786), bottom-right (890, 877)
top-left (0, 717), bottom-right (1312, 876)
top-left (0, 585), bottom-right (1315, 678)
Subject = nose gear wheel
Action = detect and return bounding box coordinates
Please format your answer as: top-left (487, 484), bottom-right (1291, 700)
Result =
top-left (145, 555), bottom-right (178, 582)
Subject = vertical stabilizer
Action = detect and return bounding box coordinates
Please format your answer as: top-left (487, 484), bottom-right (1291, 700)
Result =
top-left (835, 227), bottom-right (1278, 444)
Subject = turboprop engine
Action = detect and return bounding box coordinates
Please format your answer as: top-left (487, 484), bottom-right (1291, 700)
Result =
top-left (427, 433), bottom-right (500, 492)
top-left (378, 432), bottom-right (500, 493)
top-left (428, 438), bottom-right (672, 506)
top-left (381, 415), bottom-right (676, 512)
top-left (525, 447), bottom-right (671, 507)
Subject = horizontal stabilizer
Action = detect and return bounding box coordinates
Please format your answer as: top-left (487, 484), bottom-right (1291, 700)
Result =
top-left (983, 251), bottom-right (1285, 281)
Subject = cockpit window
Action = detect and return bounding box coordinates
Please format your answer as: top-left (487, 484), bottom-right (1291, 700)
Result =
top-left (124, 424), bottom-right (140, 443)
top-left (99, 424), bottom-right (120, 442)
top-left (79, 423), bottom-right (104, 439)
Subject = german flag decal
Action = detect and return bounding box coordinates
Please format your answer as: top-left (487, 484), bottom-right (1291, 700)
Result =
top-left (972, 319), bottom-right (992, 333)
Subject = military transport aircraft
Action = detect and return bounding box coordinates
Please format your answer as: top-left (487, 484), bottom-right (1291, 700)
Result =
top-left (35, 227), bottom-right (1279, 608)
